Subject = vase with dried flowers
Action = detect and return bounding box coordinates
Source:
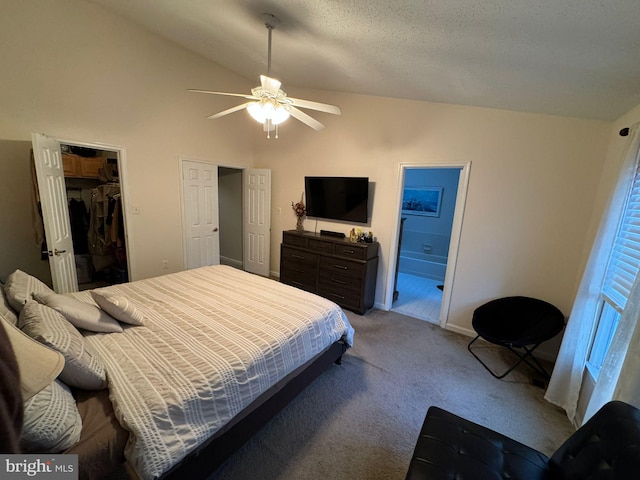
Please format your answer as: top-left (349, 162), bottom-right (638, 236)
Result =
top-left (292, 193), bottom-right (306, 231)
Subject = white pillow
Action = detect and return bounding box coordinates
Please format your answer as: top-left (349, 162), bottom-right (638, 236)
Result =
top-left (19, 301), bottom-right (107, 390)
top-left (4, 269), bottom-right (54, 312)
top-left (91, 289), bottom-right (145, 326)
top-left (21, 379), bottom-right (82, 453)
top-left (32, 291), bottom-right (123, 334)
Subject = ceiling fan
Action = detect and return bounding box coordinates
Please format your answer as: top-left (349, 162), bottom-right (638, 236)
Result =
top-left (188, 13), bottom-right (341, 138)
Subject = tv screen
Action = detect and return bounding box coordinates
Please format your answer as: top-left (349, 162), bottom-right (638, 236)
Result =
top-left (305, 176), bottom-right (369, 224)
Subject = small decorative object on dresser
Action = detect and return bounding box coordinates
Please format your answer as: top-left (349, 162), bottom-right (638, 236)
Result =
top-left (291, 193), bottom-right (306, 231)
top-left (280, 230), bottom-right (379, 314)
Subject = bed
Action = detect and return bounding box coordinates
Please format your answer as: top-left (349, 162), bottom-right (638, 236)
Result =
top-left (0, 265), bottom-right (354, 480)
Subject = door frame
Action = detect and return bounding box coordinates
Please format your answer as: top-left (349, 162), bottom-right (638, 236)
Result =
top-left (51, 136), bottom-right (136, 283)
top-left (384, 161), bottom-right (471, 329)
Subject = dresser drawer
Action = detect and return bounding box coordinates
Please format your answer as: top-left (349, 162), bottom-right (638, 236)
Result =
top-left (317, 282), bottom-right (362, 311)
top-left (334, 243), bottom-right (367, 260)
top-left (319, 270), bottom-right (362, 296)
top-left (283, 232), bottom-right (308, 248)
top-left (319, 256), bottom-right (365, 280)
top-left (280, 264), bottom-right (317, 292)
top-left (281, 246), bottom-right (318, 266)
top-left (308, 239), bottom-right (334, 254)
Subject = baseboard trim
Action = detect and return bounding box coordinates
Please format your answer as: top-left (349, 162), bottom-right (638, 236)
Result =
top-left (220, 256), bottom-right (243, 269)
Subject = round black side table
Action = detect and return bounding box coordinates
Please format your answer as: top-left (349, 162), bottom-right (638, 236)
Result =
top-left (467, 296), bottom-right (565, 379)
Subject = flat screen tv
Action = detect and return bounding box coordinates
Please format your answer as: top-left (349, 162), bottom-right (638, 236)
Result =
top-left (305, 176), bottom-right (369, 224)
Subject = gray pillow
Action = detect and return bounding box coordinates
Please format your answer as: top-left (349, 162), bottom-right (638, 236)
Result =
top-left (1, 284), bottom-right (18, 325)
top-left (1, 311), bottom-right (64, 401)
top-left (21, 379), bottom-right (82, 453)
top-left (19, 300), bottom-right (107, 390)
top-left (4, 269), bottom-right (53, 312)
top-left (32, 290), bottom-right (123, 333)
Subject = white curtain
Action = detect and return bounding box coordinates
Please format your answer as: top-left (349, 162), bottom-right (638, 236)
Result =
top-left (583, 271), bottom-right (640, 420)
top-left (545, 123), bottom-right (640, 425)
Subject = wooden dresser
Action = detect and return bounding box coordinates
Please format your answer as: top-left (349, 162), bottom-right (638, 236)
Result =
top-left (280, 230), bottom-right (379, 314)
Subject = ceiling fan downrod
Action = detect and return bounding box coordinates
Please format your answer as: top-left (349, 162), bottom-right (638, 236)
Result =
top-left (262, 13), bottom-right (280, 76)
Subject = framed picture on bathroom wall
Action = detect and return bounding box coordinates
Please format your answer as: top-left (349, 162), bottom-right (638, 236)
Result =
top-left (402, 187), bottom-right (443, 217)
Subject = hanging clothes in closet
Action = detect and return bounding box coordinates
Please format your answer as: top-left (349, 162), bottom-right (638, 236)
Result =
top-left (89, 183), bottom-right (126, 281)
top-left (68, 193), bottom-right (89, 255)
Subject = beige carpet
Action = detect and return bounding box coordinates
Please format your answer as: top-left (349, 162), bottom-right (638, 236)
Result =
top-left (209, 309), bottom-right (574, 480)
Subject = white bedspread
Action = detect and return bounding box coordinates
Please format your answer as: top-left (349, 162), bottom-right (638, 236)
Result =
top-left (71, 265), bottom-right (353, 480)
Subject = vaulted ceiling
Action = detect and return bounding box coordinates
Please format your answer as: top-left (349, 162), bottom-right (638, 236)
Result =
top-left (90, 0), bottom-right (640, 121)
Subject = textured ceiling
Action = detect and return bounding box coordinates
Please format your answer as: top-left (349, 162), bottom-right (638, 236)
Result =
top-left (89, 0), bottom-right (640, 121)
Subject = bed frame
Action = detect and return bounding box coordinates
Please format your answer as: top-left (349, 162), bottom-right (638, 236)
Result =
top-left (156, 340), bottom-right (348, 479)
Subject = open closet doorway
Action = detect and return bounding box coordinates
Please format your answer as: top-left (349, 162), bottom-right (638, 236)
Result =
top-left (386, 162), bottom-right (471, 327)
top-left (218, 167), bottom-right (243, 269)
top-left (31, 133), bottom-right (132, 293)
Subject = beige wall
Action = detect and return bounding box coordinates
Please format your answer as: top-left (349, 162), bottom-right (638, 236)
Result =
top-left (0, 140), bottom-right (52, 285)
top-left (256, 91), bottom-right (611, 339)
top-left (0, 0), bottom-right (253, 281)
top-left (0, 0), bottom-right (621, 354)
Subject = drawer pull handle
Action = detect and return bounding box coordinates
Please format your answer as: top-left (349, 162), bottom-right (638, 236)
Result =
top-left (344, 249), bottom-right (355, 254)
top-left (333, 264), bottom-right (348, 270)
top-left (330, 293), bottom-right (345, 300)
top-left (292, 254), bottom-right (305, 260)
top-left (291, 281), bottom-right (303, 287)
top-left (292, 267), bottom-right (305, 273)
top-left (331, 278), bottom-right (347, 285)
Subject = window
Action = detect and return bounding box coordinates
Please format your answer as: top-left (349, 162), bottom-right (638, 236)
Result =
top-left (586, 157), bottom-right (640, 379)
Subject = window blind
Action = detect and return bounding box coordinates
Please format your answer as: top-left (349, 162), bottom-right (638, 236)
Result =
top-left (602, 160), bottom-right (640, 310)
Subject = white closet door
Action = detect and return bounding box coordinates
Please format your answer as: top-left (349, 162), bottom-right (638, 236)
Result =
top-left (182, 160), bottom-right (220, 269)
top-left (31, 133), bottom-right (78, 293)
top-left (243, 169), bottom-right (271, 277)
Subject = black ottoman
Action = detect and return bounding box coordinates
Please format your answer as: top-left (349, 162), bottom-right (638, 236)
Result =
top-left (406, 406), bottom-right (549, 480)
top-left (406, 402), bottom-right (640, 480)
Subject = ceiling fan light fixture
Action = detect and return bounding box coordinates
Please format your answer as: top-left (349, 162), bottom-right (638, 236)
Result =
top-left (247, 101), bottom-right (267, 123)
top-left (271, 104), bottom-right (290, 125)
top-left (247, 100), bottom-right (290, 125)
top-left (189, 12), bottom-right (340, 136)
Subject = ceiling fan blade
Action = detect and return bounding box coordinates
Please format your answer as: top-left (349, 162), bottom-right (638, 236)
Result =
top-left (188, 89), bottom-right (257, 100)
top-left (289, 97), bottom-right (342, 115)
top-left (289, 107), bottom-right (326, 131)
top-left (260, 75), bottom-right (282, 95)
top-left (207, 102), bottom-right (252, 120)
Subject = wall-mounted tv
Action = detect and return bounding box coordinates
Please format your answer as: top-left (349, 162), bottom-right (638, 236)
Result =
top-left (305, 176), bottom-right (369, 224)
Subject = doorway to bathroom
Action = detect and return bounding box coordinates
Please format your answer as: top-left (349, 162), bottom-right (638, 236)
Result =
top-left (388, 163), bottom-right (470, 326)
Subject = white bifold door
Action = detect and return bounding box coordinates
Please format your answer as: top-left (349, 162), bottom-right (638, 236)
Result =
top-left (31, 133), bottom-right (79, 293)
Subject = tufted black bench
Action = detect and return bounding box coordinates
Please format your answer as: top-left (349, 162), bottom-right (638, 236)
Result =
top-left (405, 401), bottom-right (640, 480)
